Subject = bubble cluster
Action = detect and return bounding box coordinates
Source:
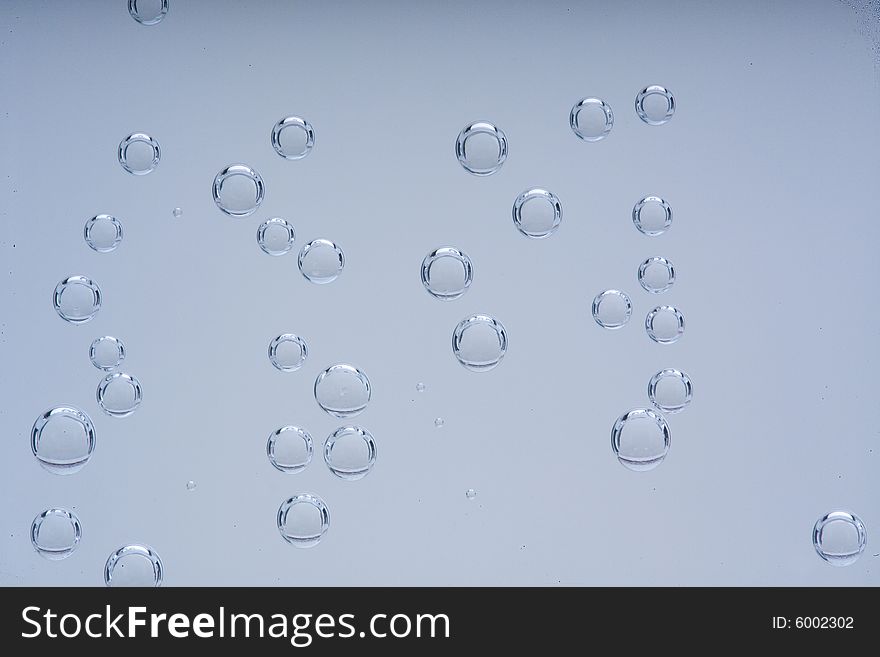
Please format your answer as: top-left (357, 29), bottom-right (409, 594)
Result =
top-left (53, 276), bottom-right (102, 324)
top-left (277, 494), bottom-right (330, 548)
top-left (31, 406), bottom-right (96, 475)
top-left (421, 247), bottom-right (473, 300)
top-left (324, 426), bottom-right (377, 480)
top-left (84, 214), bottom-right (124, 253)
top-left (452, 314), bottom-right (508, 371)
top-left (30, 509), bottom-right (82, 561)
top-left (455, 121), bottom-right (507, 176)
top-left (104, 544), bottom-right (164, 587)
top-left (512, 188), bottom-right (562, 239)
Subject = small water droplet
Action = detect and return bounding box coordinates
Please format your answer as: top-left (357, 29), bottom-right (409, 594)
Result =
top-left (415, 382), bottom-right (426, 393)
top-left (569, 97), bottom-right (614, 141)
top-left (632, 196), bottom-right (672, 236)
top-left (31, 509), bottom-right (81, 560)
top-left (212, 164), bottom-right (264, 217)
top-left (257, 217), bottom-right (296, 256)
top-left (512, 188), bottom-right (562, 238)
top-left (635, 85), bottom-right (675, 125)
top-left (611, 408), bottom-right (671, 471)
top-left (104, 544), bottom-right (163, 587)
top-left (89, 336), bottom-right (125, 371)
top-left (592, 290), bottom-right (632, 329)
top-left (84, 214), bottom-right (123, 253)
top-left (421, 247), bottom-right (473, 300)
top-left (645, 305), bottom-right (685, 344)
top-left (324, 426), bottom-right (377, 480)
top-left (268, 334), bottom-right (308, 372)
top-left (648, 369), bottom-right (693, 413)
top-left (96, 372), bottom-right (143, 417)
top-left (314, 364), bottom-right (371, 417)
top-left (813, 511), bottom-right (867, 566)
top-left (434, 417), bottom-right (445, 428)
top-left (277, 494), bottom-right (330, 548)
top-left (267, 426), bottom-right (313, 473)
top-left (455, 121), bottom-right (507, 176)
top-left (128, 0), bottom-right (169, 26)
top-left (465, 488), bottom-right (476, 499)
top-left (186, 480), bottom-right (196, 491)
top-left (53, 276), bottom-right (102, 324)
top-left (31, 406), bottom-right (96, 475)
top-left (452, 314), bottom-right (508, 371)
top-left (172, 207), bottom-right (183, 218)
top-left (298, 238), bottom-right (344, 283)
top-left (118, 133), bottom-right (160, 174)
top-left (638, 256), bottom-right (675, 293)
top-left (271, 116), bottom-right (315, 160)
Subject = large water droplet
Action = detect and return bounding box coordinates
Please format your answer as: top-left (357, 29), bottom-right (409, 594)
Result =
top-left (645, 305), bottom-right (685, 344)
top-left (31, 406), bottom-right (96, 475)
top-left (271, 116), bottom-right (315, 160)
top-left (277, 494), bottom-right (330, 548)
top-left (648, 369), bottom-right (692, 413)
top-left (512, 188), bottom-right (562, 238)
top-left (324, 426), bottom-right (377, 480)
top-left (118, 133), bottom-right (160, 174)
top-left (455, 121), bottom-right (507, 176)
top-left (813, 511), bottom-right (867, 566)
top-left (89, 336), bottom-right (125, 371)
top-left (30, 509), bottom-right (82, 560)
top-left (84, 214), bottom-right (123, 253)
top-left (569, 97), bottom-right (614, 141)
top-left (636, 85), bottom-right (675, 125)
top-left (267, 426), bottom-right (313, 473)
top-left (268, 334), bottom-right (308, 372)
top-left (314, 364), bottom-right (371, 418)
top-left (53, 276), bottom-right (102, 324)
top-left (212, 164), bottom-right (264, 217)
top-left (128, 0), bottom-right (169, 25)
top-left (257, 218), bottom-right (296, 256)
top-left (421, 247), bottom-right (473, 300)
top-left (104, 544), bottom-right (163, 587)
top-left (452, 314), bottom-right (508, 371)
top-left (611, 408), bottom-right (671, 471)
top-left (97, 372), bottom-right (143, 417)
top-left (298, 238), bottom-right (344, 284)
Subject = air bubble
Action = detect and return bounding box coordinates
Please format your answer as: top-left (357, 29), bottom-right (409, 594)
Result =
top-left (813, 511), bottom-right (867, 566)
top-left (434, 417), bottom-right (445, 428)
top-left (268, 334), bottom-right (308, 372)
top-left (645, 306), bottom-right (685, 344)
top-left (323, 426), bottom-right (377, 480)
top-left (267, 426), bottom-right (313, 473)
top-left (611, 408), bottom-right (671, 471)
top-left (257, 218), bottom-right (296, 256)
top-left (104, 544), bottom-right (163, 587)
top-left (638, 256), bottom-right (675, 293)
top-left (84, 214), bottom-right (123, 253)
top-left (512, 188), bottom-right (562, 238)
top-left (271, 116), bottom-right (315, 160)
top-left (172, 207), bottom-right (183, 218)
top-left (118, 133), bottom-right (160, 175)
top-left (53, 276), bottom-right (102, 324)
top-left (648, 369), bottom-right (693, 413)
top-left (186, 480), bottom-right (196, 491)
top-left (31, 509), bottom-right (82, 560)
top-left (455, 121), bottom-right (507, 176)
top-left (592, 290), bottom-right (632, 329)
top-left (452, 314), bottom-right (508, 371)
top-left (212, 164), bottom-right (264, 217)
top-left (633, 196), bottom-right (672, 236)
top-left (128, 0), bottom-right (169, 25)
top-left (421, 247), bottom-right (473, 300)
top-left (97, 372), bottom-right (143, 417)
top-left (298, 239), bottom-right (344, 284)
top-left (416, 382), bottom-right (426, 393)
top-left (466, 488), bottom-right (477, 500)
top-left (89, 336), bottom-right (125, 371)
top-left (314, 364), bottom-right (371, 418)
top-left (31, 406), bottom-right (96, 475)
top-left (636, 85), bottom-right (675, 125)
top-left (277, 494), bottom-right (330, 548)
top-left (569, 97), bottom-right (614, 141)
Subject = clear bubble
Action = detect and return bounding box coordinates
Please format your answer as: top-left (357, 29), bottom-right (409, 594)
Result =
top-left (257, 218), bottom-right (296, 256)
top-left (813, 511), bottom-right (868, 566)
top-left (186, 480), bottom-right (196, 491)
top-left (512, 188), bottom-right (562, 238)
top-left (591, 290), bottom-right (632, 329)
top-left (323, 426), bottom-right (377, 481)
top-left (267, 426), bottom-right (313, 474)
top-left (297, 238), bottom-right (344, 284)
top-left (268, 334), bottom-right (308, 372)
top-left (466, 488), bottom-right (477, 500)
top-left (421, 247), bottom-right (473, 300)
top-left (31, 406), bottom-right (96, 475)
top-left (89, 336), bottom-right (125, 371)
top-left (277, 494), bottom-right (330, 548)
top-left (434, 417), bottom-right (445, 428)
top-left (633, 196), bottom-right (672, 236)
top-left (118, 133), bottom-right (160, 175)
top-left (314, 364), bottom-right (371, 418)
top-left (416, 382), bottom-right (426, 393)
top-left (452, 314), bottom-right (508, 372)
top-left (97, 372), bottom-right (143, 417)
top-left (83, 214), bottom-right (123, 253)
top-left (638, 256), bottom-right (675, 293)
top-left (53, 275), bottom-right (102, 324)
top-left (648, 369), bottom-right (693, 413)
top-left (30, 509), bottom-right (82, 560)
top-left (212, 164), bottom-right (265, 217)
top-left (455, 121), bottom-right (507, 176)
top-left (104, 544), bottom-right (163, 587)
top-left (569, 97), bottom-right (614, 141)
top-left (611, 408), bottom-right (671, 471)
top-left (128, 0), bottom-right (169, 25)
top-left (636, 85), bottom-right (675, 125)
top-left (645, 305), bottom-right (685, 344)
top-left (172, 207), bottom-right (183, 218)
top-left (271, 116), bottom-right (315, 160)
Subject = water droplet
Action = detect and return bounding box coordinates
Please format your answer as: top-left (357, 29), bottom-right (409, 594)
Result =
top-left (434, 417), bottom-right (445, 428)
top-left (128, 0), bottom-right (169, 25)
top-left (645, 305), bottom-right (685, 344)
top-left (104, 544), bottom-right (163, 587)
top-left (635, 85), bottom-right (675, 125)
top-left (638, 256), bottom-right (675, 293)
top-left (421, 247), bottom-right (474, 300)
top-left (268, 333), bottom-right (308, 372)
top-left (96, 372), bottom-right (143, 417)
top-left (118, 133), bottom-right (160, 175)
top-left (31, 509), bottom-right (82, 560)
top-left (267, 426), bottom-right (313, 473)
top-left (569, 97), bottom-right (614, 141)
top-left (277, 494), bottom-right (330, 548)
top-left (632, 196), bottom-right (672, 236)
top-left (465, 488), bottom-right (477, 499)
top-left (512, 188), bottom-right (562, 238)
top-left (83, 214), bottom-right (123, 253)
top-left (257, 218), bottom-right (296, 256)
top-left (172, 207), bottom-right (183, 218)
top-left (89, 336), bottom-right (125, 371)
top-left (186, 480), bottom-right (196, 491)
top-left (455, 121), bottom-right (507, 176)
top-left (53, 276), bottom-right (102, 324)
top-left (452, 314), bottom-right (507, 372)
top-left (323, 426), bottom-right (377, 480)
top-left (813, 511), bottom-right (867, 566)
top-left (314, 364), bottom-right (371, 418)
top-left (212, 164), bottom-right (264, 217)
top-left (611, 408), bottom-right (671, 471)
top-left (271, 116), bottom-right (315, 160)
top-left (648, 369), bottom-right (693, 413)
top-left (31, 406), bottom-right (96, 475)
top-left (298, 239), bottom-right (344, 283)
top-left (416, 382), bottom-right (426, 393)
top-left (592, 290), bottom-right (632, 329)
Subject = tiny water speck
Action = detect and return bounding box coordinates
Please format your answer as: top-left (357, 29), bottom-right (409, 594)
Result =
top-left (434, 417), bottom-right (445, 428)
top-left (416, 382), bottom-right (426, 393)
top-left (186, 480), bottom-right (196, 491)
top-left (466, 488), bottom-right (477, 499)
top-left (172, 207), bottom-right (183, 218)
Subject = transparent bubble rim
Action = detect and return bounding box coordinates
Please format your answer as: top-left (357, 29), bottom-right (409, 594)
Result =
top-left (635, 85), bottom-right (676, 125)
top-left (451, 314), bottom-right (508, 371)
top-left (212, 163), bottom-right (265, 217)
top-left (89, 335), bottom-right (126, 371)
top-left (277, 494), bottom-right (331, 548)
top-left (645, 305), bottom-right (686, 344)
top-left (455, 120), bottom-right (508, 176)
top-left (298, 238), bottom-right (345, 284)
top-left (271, 115), bottom-right (316, 160)
top-left (31, 405), bottom-right (96, 473)
top-left (267, 425), bottom-right (314, 473)
top-left (632, 196), bottom-right (673, 236)
top-left (591, 289), bottom-right (633, 329)
top-left (84, 214), bottom-right (124, 253)
top-left (313, 364), bottom-right (372, 417)
top-left (268, 333), bottom-right (309, 372)
top-left (569, 97), bottom-right (614, 142)
top-left (31, 508), bottom-right (82, 559)
top-left (104, 544), bottom-right (164, 587)
top-left (128, 0), bottom-right (169, 25)
top-left (647, 368), bottom-right (693, 413)
top-left (512, 188), bottom-right (563, 239)
top-left (610, 408), bottom-right (671, 470)
top-left (257, 217), bottom-right (296, 256)
top-left (117, 133), bottom-right (161, 174)
top-left (53, 275), bottom-right (102, 324)
top-left (96, 372), bottom-right (143, 417)
top-left (420, 246), bottom-right (474, 300)
top-left (323, 425), bottom-right (377, 481)
top-left (812, 511), bottom-right (868, 566)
